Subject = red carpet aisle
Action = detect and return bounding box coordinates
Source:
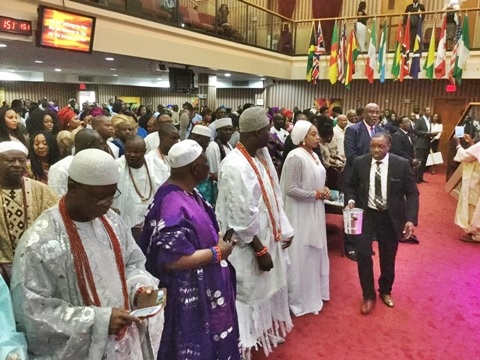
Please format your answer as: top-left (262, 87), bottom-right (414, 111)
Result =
top-left (253, 171), bottom-right (480, 360)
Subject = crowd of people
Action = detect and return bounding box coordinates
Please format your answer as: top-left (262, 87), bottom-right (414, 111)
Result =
top-left (0, 95), bottom-right (477, 360)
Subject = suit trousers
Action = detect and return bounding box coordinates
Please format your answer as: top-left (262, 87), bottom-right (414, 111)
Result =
top-left (416, 147), bottom-right (430, 181)
top-left (355, 208), bottom-right (399, 300)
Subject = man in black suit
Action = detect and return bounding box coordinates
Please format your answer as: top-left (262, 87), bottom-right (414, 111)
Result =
top-left (403, 0), bottom-right (425, 48)
top-left (392, 117), bottom-right (416, 161)
top-left (343, 103), bottom-right (384, 261)
top-left (345, 133), bottom-right (419, 315)
top-left (414, 106), bottom-right (436, 183)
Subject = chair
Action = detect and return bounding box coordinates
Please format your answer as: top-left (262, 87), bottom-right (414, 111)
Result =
top-left (140, 0), bottom-right (171, 21)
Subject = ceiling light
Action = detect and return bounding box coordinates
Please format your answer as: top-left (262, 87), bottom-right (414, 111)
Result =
top-left (0, 44), bottom-right (7, 48)
top-left (35, 60), bottom-right (43, 64)
top-left (110, 68), bottom-right (116, 71)
top-left (260, 77), bottom-right (266, 80)
top-left (113, 74), bottom-right (118, 77)
top-left (105, 57), bottom-right (114, 61)
top-left (54, 68), bottom-right (62, 72)
top-left (224, 73), bottom-right (231, 77)
top-left (8, 69), bottom-right (16, 73)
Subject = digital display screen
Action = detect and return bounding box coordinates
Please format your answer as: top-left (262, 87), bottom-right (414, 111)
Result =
top-left (37, 6), bottom-right (96, 54)
top-left (0, 16), bottom-right (32, 36)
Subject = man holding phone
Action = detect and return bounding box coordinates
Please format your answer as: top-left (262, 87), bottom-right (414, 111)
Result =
top-left (140, 140), bottom-right (240, 359)
top-left (11, 149), bottom-right (163, 359)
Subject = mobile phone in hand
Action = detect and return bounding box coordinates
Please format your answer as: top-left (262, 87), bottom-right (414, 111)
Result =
top-left (223, 228), bottom-right (234, 242)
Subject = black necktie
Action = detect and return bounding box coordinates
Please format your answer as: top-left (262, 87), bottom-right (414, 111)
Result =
top-left (374, 161), bottom-right (385, 210)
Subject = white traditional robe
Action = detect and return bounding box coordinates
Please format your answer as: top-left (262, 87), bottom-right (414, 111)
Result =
top-left (454, 142), bottom-right (480, 241)
top-left (107, 141), bottom-right (120, 158)
top-left (113, 156), bottom-right (167, 228)
top-left (333, 125), bottom-right (346, 157)
top-left (47, 155), bottom-right (74, 196)
top-left (144, 132), bottom-right (160, 153)
top-left (145, 148), bottom-right (170, 186)
top-left (280, 148), bottom-right (330, 316)
top-left (216, 147), bottom-right (294, 358)
top-left (11, 207), bottom-right (164, 359)
top-left (206, 141), bottom-right (233, 174)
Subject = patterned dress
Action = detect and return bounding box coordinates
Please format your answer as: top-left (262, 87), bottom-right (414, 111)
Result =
top-left (140, 184), bottom-right (240, 359)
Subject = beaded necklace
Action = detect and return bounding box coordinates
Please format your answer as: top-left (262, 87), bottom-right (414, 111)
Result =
top-left (59, 197), bottom-right (129, 310)
top-left (127, 160), bottom-right (153, 202)
top-left (0, 180), bottom-right (28, 251)
top-left (236, 143), bottom-right (282, 241)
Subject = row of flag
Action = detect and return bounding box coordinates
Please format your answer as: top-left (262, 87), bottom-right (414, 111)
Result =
top-left (306, 14), bottom-right (470, 88)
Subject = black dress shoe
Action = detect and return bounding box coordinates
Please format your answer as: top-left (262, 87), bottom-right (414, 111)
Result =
top-left (345, 250), bottom-right (357, 262)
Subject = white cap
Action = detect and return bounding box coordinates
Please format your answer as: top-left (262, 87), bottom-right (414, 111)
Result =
top-left (215, 117), bottom-right (233, 129)
top-left (191, 125), bottom-right (212, 138)
top-left (0, 141), bottom-right (29, 156)
top-left (291, 120), bottom-right (312, 145)
top-left (69, 149), bottom-right (119, 186)
top-left (168, 140), bottom-right (203, 168)
top-left (239, 107), bottom-right (269, 133)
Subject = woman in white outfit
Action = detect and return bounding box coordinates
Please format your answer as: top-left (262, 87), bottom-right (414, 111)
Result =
top-left (280, 120), bottom-right (330, 316)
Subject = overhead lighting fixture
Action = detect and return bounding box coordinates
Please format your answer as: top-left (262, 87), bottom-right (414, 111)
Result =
top-left (54, 68), bottom-right (62, 72)
top-left (224, 73), bottom-right (231, 77)
top-left (105, 57), bottom-right (114, 61)
top-left (35, 60), bottom-right (43, 64)
top-left (260, 77), bottom-right (266, 80)
top-left (112, 74), bottom-right (118, 77)
top-left (110, 68), bottom-right (116, 71)
top-left (0, 44), bottom-right (7, 48)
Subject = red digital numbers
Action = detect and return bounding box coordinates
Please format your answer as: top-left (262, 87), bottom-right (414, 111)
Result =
top-left (0, 16), bottom-right (32, 36)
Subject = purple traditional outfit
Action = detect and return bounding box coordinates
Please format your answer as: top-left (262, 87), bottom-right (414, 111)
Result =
top-left (140, 183), bottom-right (240, 359)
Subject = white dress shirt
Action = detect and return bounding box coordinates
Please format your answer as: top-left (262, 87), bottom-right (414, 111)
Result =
top-left (368, 153), bottom-right (389, 210)
top-left (270, 126), bottom-right (289, 144)
top-left (333, 125), bottom-right (346, 157)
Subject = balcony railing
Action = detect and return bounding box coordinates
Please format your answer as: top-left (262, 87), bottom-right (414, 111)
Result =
top-left (72, 0), bottom-right (480, 55)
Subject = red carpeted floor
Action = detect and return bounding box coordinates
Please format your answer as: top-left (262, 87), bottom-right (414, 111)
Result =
top-left (253, 170), bottom-right (480, 360)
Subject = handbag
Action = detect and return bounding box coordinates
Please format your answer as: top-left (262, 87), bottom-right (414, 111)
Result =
top-left (426, 150), bottom-right (443, 166)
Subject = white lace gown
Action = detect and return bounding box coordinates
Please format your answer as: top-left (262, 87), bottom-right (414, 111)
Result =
top-left (280, 147), bottom-right (330, 316)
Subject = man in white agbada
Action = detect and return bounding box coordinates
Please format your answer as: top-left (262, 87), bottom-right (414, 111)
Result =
top-left (280, 121), bottom-right (330, 316)
top-left (144, 113), bottom-right (173, 153)
top-left (11, 149), bottom-right (163, 359)
top-left (216, 107), bottom-right (294, 359)
top-left (454, 134), bottom-right (480, 243)
top-left (113, 136), bottom-right (167, 241)
top-left (206, 117), bottom-right (234, 180)
top-left (145, 123), bottom-right (179, 184)
top-left (48, 128), bottom-right (105, 196)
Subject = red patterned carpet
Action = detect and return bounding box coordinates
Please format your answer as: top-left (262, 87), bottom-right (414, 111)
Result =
top-left (253, 170), bottom-right (480, 360)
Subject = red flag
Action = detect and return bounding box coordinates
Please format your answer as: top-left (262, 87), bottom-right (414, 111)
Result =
top-left (400, 15), bottom-right (410, 82)
top-left (435, 15), bottom-right (447, 79)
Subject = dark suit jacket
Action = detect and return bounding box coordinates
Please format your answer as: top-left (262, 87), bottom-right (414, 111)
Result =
top-left (344, 153), bottom-right (419, 237)
top-left (343, 122), bottom-right (384, 184)
top-left (391, 130), bottom-right (415, 161)
top-left (414, 116), bottom-right (431, 150)
top-left (403, 3), bottom-right (425, 26)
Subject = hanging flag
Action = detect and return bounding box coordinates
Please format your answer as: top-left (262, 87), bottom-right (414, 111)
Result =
top-left (409, 18), bottom-right (423, 79)
top-left (400, 15), bottom-right (411, 82)
top-left (424, 21), bottom-right (436, 79)
top-left (337, 23), bottom-right (347, 83)
top-left (312, 21), bottom-right (326, 84)
top-left (306, 22), bottom-right (316, 82)
top-left (365, 18), bottom-right (377, 84)
top-left (345, 29), bottom-right (359, 90)
top-left (377, 19), bottom-right (388, 83)
top-left (391, 23), bottom-right (403, 80)
top-left (454, 15), bottom-right (470, 85)
top-left (448, 17), bottom-right (463, 85)
top-left (328, 21), bottom-right (339, 85)
top-left (435, 15), bottom-right (447, 79)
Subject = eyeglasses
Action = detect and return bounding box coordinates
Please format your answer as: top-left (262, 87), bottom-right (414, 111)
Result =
top-left (78, 183), bottom-right (122, 206)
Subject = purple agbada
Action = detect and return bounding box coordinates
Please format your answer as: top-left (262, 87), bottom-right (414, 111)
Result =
top-left (140, 183), bottom-right (240, 360)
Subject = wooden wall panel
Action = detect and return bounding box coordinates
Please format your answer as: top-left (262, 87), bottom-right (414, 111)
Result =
top-left (217, 87), bottom-right (266, 108)
top-left (266, 79), bottom-right (480, 115)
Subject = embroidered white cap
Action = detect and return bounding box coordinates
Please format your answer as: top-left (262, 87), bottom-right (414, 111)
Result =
top-left (191, 125), bottom-right (212, 138)
top-left (291, 120), bottom-right (312, 145)
top-left (0, 141), bottom-right (28, 156)
top-left (69, 148), bottom-right (119, 185)
top-left (239, 107), bottom-right (269, 133)
top-left (168, 139), bottom-right (203, 168)
top-left (215, 117), bottom-right (233, 129)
